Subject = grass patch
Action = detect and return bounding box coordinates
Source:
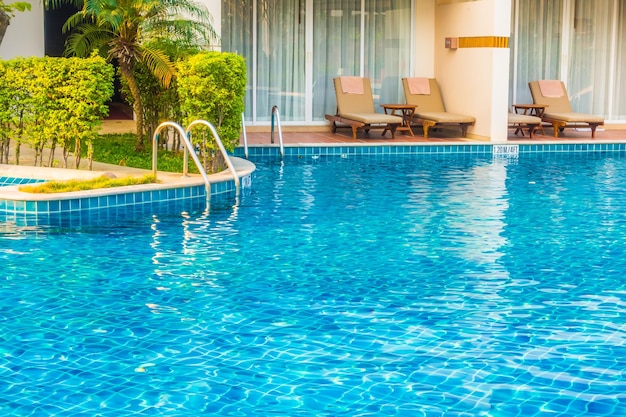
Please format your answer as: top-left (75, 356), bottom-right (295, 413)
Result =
top-left (91, 133), bottom-right (198, 173)
top-left (19, 174), bottom-right (158, 193)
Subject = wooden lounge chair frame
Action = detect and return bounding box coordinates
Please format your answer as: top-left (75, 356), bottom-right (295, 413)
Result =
top-left (529, 80), bottom-right (604, 138)
top-left (325, 77), bottom-right (402, 139)
top-left (508, 112), bottom-right (542, 138)
top-left (402, 78), bottom-right (475, 138)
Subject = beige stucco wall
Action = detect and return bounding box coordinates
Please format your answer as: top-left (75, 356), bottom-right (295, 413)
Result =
top-left (434, 0), bottom-right (511, 141)
top-left (0, 0), bottom-right (44, 59)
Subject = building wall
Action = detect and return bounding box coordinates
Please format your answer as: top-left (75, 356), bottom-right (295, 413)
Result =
top-left (202, 0), bottom-right (221, 50)
top-left (0, 0), bottom-right (44, 59)
top-left (1, 0), bottom-right (514, 140)
top-left (435, 0), bottom-right (511, 141)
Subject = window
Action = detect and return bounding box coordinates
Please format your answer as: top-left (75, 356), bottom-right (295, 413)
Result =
top-left (511, 0), bottom-right (626, 121)
top-left (222, 0), bottom-right (413, 124)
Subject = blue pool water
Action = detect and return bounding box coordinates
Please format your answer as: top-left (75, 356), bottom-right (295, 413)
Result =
top-left (2, 153), bottom-right (626, 416)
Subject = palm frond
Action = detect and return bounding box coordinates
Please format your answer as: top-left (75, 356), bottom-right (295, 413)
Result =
top-left (144, 19), bottom-right (217, 47)
top-left (144, 0), bottom-right (218, 44)
top-left (64, 24), bottom-right (114, 57)
top-left (137, 45), bottom-right (176, 89)
top-left (61, 10), bottom-right (90, 34)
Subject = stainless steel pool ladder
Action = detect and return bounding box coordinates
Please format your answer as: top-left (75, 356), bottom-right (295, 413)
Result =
top-left (271, 105), bottom-right (285, 158)
top-left (152, 120), bottom-right (240, 198)
top-left (240, 106), bottom-right (285, 158)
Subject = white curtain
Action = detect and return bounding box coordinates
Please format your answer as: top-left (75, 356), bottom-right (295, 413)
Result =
top-left (512, 0), bottom-right (626, 121)
top-left (312, 0), bottom-right (361, 121)
top-left (567, 0), bottom-right (613, 115)
top-left (223, 0), bottom-right (413, 123)
top-left (222, 0), bottom-right (305, 122)
top-left (255, 0), bottom-right (305, 121)
top-left (221, 2), bottom-right (254, 119)
top-left (510, 0), bottom-right (563, 106)
top-left (364, 1), bottom-right (412, 108)
top-left (312, 0), bottom-right (412, 120)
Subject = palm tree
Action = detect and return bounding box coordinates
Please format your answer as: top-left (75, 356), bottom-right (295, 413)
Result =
top-left (46, 0), bottom-right (218, 151)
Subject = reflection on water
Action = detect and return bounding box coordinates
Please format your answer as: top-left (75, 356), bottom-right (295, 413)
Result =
top-left (2, 154), bottom-right (626, 416)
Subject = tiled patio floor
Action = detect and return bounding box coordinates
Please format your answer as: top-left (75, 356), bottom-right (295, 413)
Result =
top-left (241, 125), bottom-right (626, 146)
top-left (100, 118), bottom-right (626, 146)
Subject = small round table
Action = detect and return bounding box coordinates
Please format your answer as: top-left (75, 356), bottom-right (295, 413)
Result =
top-left (380, 104), bottom-right (417, 137)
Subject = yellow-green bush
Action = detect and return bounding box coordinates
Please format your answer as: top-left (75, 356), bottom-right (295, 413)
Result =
top-left (0, 55), bottom-right (114, 169)
top-left (19, 174), bottom-right (157, 193)
top-left (177, 52), bottom-right (247, 153)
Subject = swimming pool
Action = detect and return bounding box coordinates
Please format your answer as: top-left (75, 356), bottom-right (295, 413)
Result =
top-left (1, 152), bottom-right (626, 416)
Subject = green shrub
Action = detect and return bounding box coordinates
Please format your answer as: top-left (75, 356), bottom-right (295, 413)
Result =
top-left (0, 55), bottom-right (114, 169)
top-left (177, 52), bottom-right (246, 172)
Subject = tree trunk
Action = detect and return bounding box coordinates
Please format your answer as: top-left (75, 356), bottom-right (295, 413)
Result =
top-left (0, 9), bottom-right (9, 47)
top-left (119, 62), bottom-right (145, 152)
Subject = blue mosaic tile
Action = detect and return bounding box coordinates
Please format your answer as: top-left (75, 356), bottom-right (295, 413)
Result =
top-left (0, 176), bottom-right (45, 187)
top-left (235, 143), bottom-right (626, 159)
top-left (4, 143), bottom-right (626, 218)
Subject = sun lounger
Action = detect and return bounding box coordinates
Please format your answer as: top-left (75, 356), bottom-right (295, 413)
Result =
top-left (508, 112), bottom-right (542, 138)
top-left (529, 80), bottom-right (604, 138)
top-left (325, 77), bottom-right (402, 139)
top-left (402, 78), bottom-right (475, 138)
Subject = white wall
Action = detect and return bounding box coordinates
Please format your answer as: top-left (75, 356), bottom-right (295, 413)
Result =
top-left (198, 0), bottom-right (221, 49)
top-left (0, 0), bottom-right (44, 59)
top-left (413, 0), bottom-right (436, 77)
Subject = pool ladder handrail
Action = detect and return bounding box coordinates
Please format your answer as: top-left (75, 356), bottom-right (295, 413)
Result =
top-left (241, 112), bottom-right (249, 158)
top-left (240, 106), bottom-right (284, 158)
top-left (152, 120), bottom-right (240, 198)
top-left (186, 119), bottom-right (240, 195)
top-left (271, 105), bottom-right (285, 157)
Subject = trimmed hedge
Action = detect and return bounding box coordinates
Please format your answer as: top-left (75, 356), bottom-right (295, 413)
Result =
top-left (0, 55), bottom-right (114, 169)
top-left (177, 52), bottom-right (246, 153)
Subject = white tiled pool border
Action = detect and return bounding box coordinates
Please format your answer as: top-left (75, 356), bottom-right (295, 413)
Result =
top-left (0, 157), bottom-right (255, 216)
top-left (233, 141), bottom-right (626, 158)
top-left (3, 141), bottom-right (626, 216)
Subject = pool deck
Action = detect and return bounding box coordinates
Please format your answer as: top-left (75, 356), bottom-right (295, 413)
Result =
top-left (3, 118), bottom-right (626, 217)
top-left (0, 118), bottom-right (254, 207)
top-left (240, 125), bottom-right (626, 146)
top-left (100, 117), bottom-right (626, 145)
top-left (5, 118), bottom-right (626, 180)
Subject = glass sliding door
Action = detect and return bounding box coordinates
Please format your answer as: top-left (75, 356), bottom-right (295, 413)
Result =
top-left (510, 0), bottom-right (563, 106)
top-left (511, 0), bottom-right (626, 121)
top-left (363, 1), bottom-right (412, 108)
top-left (222, 0), bottom-right (305, 122)
top-left (312, 0), bottom-right (413, 121)
top-left (567, 0), bottom-right (613, 115)
top-left (312, 0), bottom-right (361, 121)
top-left (222, 0), bottom-right (413, 124)
top-left (255, 0), bottom-right (305, 121)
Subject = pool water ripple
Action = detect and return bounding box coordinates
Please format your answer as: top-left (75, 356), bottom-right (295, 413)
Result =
top-left (2, 154), bottom-right (626, 415)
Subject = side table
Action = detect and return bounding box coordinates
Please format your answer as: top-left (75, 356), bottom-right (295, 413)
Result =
top-left (380, 104), bottom-right (417, 137)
